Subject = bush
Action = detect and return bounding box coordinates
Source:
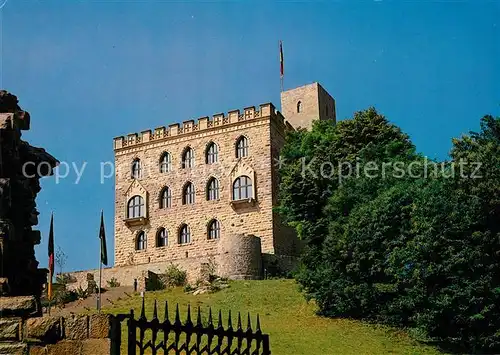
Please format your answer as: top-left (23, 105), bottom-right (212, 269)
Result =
top-left (107, 277), bottom-right (120, 288)
top-left (160, 264), bottom-right (187, 287)
top-left (278, 111), bottom-right (500, 353)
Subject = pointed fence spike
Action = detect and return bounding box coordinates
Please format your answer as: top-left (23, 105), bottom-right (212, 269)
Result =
top-left (140, 296), bottom-right (146, 319)
top-left (256, 314), bottom-right (261, 331)
top-left (164, 300), bottom-right (169, 322)
top-left (187, 304), bottom-right (192, 323)
top-left (227, 310), bottom-right (233, 329)
top-left (153, 299), bottom-right (158, 320)
top-left (196, 306), bottom-right (202, 326)
top-left (208, 307), bottom-right (213, 326)
top-left (246, 312), bottom-right (252, 331)
top-left (217, 309), bottom-right (223, 328)
top-left (237, 312), bottom-right (242, 330)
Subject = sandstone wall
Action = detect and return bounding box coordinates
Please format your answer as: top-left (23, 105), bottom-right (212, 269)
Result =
top-left (113, 104), bottom-right (283, 268)
top-left (0, 312), bottom-right (118, 355)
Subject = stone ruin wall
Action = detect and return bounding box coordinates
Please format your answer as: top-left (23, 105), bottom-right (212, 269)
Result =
top-left (64, 233), bottom-right (296, 293)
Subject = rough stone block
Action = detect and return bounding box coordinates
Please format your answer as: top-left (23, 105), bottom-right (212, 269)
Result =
top-left (0, 342), bottom-right (28, 355)
top-left (46, 340), bottom-right (82, 355)
top-left (0, 295), bottom-right (38, 317)
top-left (64, 315), bottom-right (88, 340)
top-left (81, 339), bottom-right (110, 355)
top-left (0, 318), bottom-right (21, 341)
top-left (28, 345), bottom-right (47, 355)
top-left (26, 316), bottom-right (62, 343)
top-left (88, 314), bottom-right (111, 339)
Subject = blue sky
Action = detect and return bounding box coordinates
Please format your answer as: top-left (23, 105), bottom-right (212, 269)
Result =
top-left (0, 1), bottom-right (498, 272)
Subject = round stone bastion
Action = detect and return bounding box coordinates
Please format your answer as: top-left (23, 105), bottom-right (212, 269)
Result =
top-left (216, 233), bottom-right (262, 280)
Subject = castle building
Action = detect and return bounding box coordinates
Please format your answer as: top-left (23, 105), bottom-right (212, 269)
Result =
top-left (110, 82), bottom-right (336, 279)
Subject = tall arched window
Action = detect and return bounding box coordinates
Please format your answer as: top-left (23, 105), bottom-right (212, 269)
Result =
top-left (183, 182), bottom-right (195, 205)
top-left (127, 195), bottom-right (145, 218)
top-left (178, 224), bottom-right (190, 244)
top-left (136, 231), bottom-right (146, 250)
top-left (131, 159), bottom-right (141, 179)
top-left (159, 187), bottom-right (171, 209)
top-left (206, 142), bottom-right (218, 164)
top-left (206, 178), bottom-right (219, 201)
top-left (208, 219), bottom-right (220, 240)
top-left (159, 152), bottom-right (172, 173)
top-left (156, 228), bottom-right (168, 247)
top-left (232, 176), bottom-right (252, 200)
top-left (182, 147), bottom-right (194, 169)
top-left (297, 101), bottom-right (302, 113)
top-left (236, 136), bottom-right (248, 158)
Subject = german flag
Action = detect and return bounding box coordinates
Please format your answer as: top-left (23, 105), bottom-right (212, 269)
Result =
top-left (279, 40), bottom-right (284, 78)
top-left (47, 213), bottom-right (54, 301)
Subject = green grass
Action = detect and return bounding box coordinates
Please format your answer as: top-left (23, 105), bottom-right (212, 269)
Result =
top-left (101, 279), bottom-right (443, 355)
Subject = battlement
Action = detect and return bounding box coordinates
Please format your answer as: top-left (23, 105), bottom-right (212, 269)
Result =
top-left (114, 102), bottom-right (288, 151)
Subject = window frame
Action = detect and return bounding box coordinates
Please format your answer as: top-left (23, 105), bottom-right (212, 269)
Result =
top-left (206, 177), bottom-right (220, 201)
top-left (127, 195), bottom-right (145, 218)
top-left (136, 231), bottom-right (147, 250)
top-left (182, 147), bottom-right (194, 169)
top-left (159, 152), bottom-right (172, 173)
top-left (183, 182), bottom-right (195, 205)
top-left (235, 136), bottom-right (249, 158)
top-left (160, 187), bottom-right (172, 209)
top-left (208, 219), bottom-right (220, 240)
top-left (156, 228), bottom-right (168, 247)
top-left (178, 224), bottom-right (191, 244)
top-left (206, 142), bottom-right (218, 164)
top-left (232, 175), bottom-right (252, 201)
top-left (131, 159), bottom-right (142, 179)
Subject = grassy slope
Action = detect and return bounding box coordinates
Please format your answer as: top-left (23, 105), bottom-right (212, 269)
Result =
top-left (102, 279), bottom-right (442, 355)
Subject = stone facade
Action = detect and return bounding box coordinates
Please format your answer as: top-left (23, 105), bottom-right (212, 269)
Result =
top-left (0, 312), bottom-right (118, 355)
top-left (106, 83), bottom-right (335, 284)
top-left (280, 82), bottom-right (336, 130)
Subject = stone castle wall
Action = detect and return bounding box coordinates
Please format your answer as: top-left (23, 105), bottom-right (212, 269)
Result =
top-left (113, 103), bottom-right (298, 269)
top-left (0, 311), bottom-right (117, 355)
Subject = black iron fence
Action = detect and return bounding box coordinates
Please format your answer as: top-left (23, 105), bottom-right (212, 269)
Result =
top-left (113, 298), bottom-right (271, 355)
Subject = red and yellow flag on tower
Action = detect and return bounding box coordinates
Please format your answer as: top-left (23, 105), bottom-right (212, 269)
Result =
top-left (47, 213), bottom-right (54, 301)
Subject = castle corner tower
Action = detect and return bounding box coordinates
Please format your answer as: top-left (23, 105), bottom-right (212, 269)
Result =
top-left (280, 82), bottom-right (336, 130)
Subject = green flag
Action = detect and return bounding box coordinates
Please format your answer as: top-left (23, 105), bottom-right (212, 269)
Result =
top-left (99, 210), bottom-right (108, 266)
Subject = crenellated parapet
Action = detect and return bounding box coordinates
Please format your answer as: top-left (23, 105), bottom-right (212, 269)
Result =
top-left (114, 103), bottom-right (287, 150)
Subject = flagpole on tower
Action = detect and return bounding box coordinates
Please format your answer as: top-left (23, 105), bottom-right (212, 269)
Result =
top-left (279, 40), bottom-right (284, 92)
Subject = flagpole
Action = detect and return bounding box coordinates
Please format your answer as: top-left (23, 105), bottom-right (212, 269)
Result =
top-left (98, 211), bottom-right (102, 313)
top-left (279, 40), bottom-right (284, 92)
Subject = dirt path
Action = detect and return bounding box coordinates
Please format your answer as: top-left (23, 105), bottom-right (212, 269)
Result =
top-left (46, 286), bottom-right (134, 316)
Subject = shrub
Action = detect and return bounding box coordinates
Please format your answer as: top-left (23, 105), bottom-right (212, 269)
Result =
top-left (107, 277), bottom-right (120, 288)
top-left (160, 264), bottom-right (187, 287)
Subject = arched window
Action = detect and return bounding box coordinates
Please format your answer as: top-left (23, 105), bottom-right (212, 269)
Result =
top-left (232, 176), bottom-right (252, 200)
top-left (182, 147), bottom-right (194, 169)
top-left (159, 187), bottom-right (171, 209)
top-left (208, 219), bottom-right (220, 240)
top-left (182, 182), bottom-right (195, 205)
top-left (206, 142), bottom-right (218, 164)
top-left (235, 136), bottom-right (248, 158)
top-left (297, 101), bottom-right (302, 113)
top-left (178, 224), bottom-right (190, 244)
top-left (159, 152), bottom-right (172, 173)
top-left (131, 159), bottom-right (141, 179)
top-left (156, 228), bottom-right (168, 247)
top-left (127, 195), bottom-right (145, 218)
top-left (206, 177), bottom-right (219, 201)
top-left (136, 231), bottom-right (146, 250)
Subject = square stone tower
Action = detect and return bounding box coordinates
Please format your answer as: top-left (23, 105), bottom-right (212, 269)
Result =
top-left (280, 82), bottom-right (336, 130)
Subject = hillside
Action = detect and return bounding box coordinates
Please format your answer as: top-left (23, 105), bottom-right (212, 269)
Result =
top-left (101, 279), bottom-right (443, 355)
